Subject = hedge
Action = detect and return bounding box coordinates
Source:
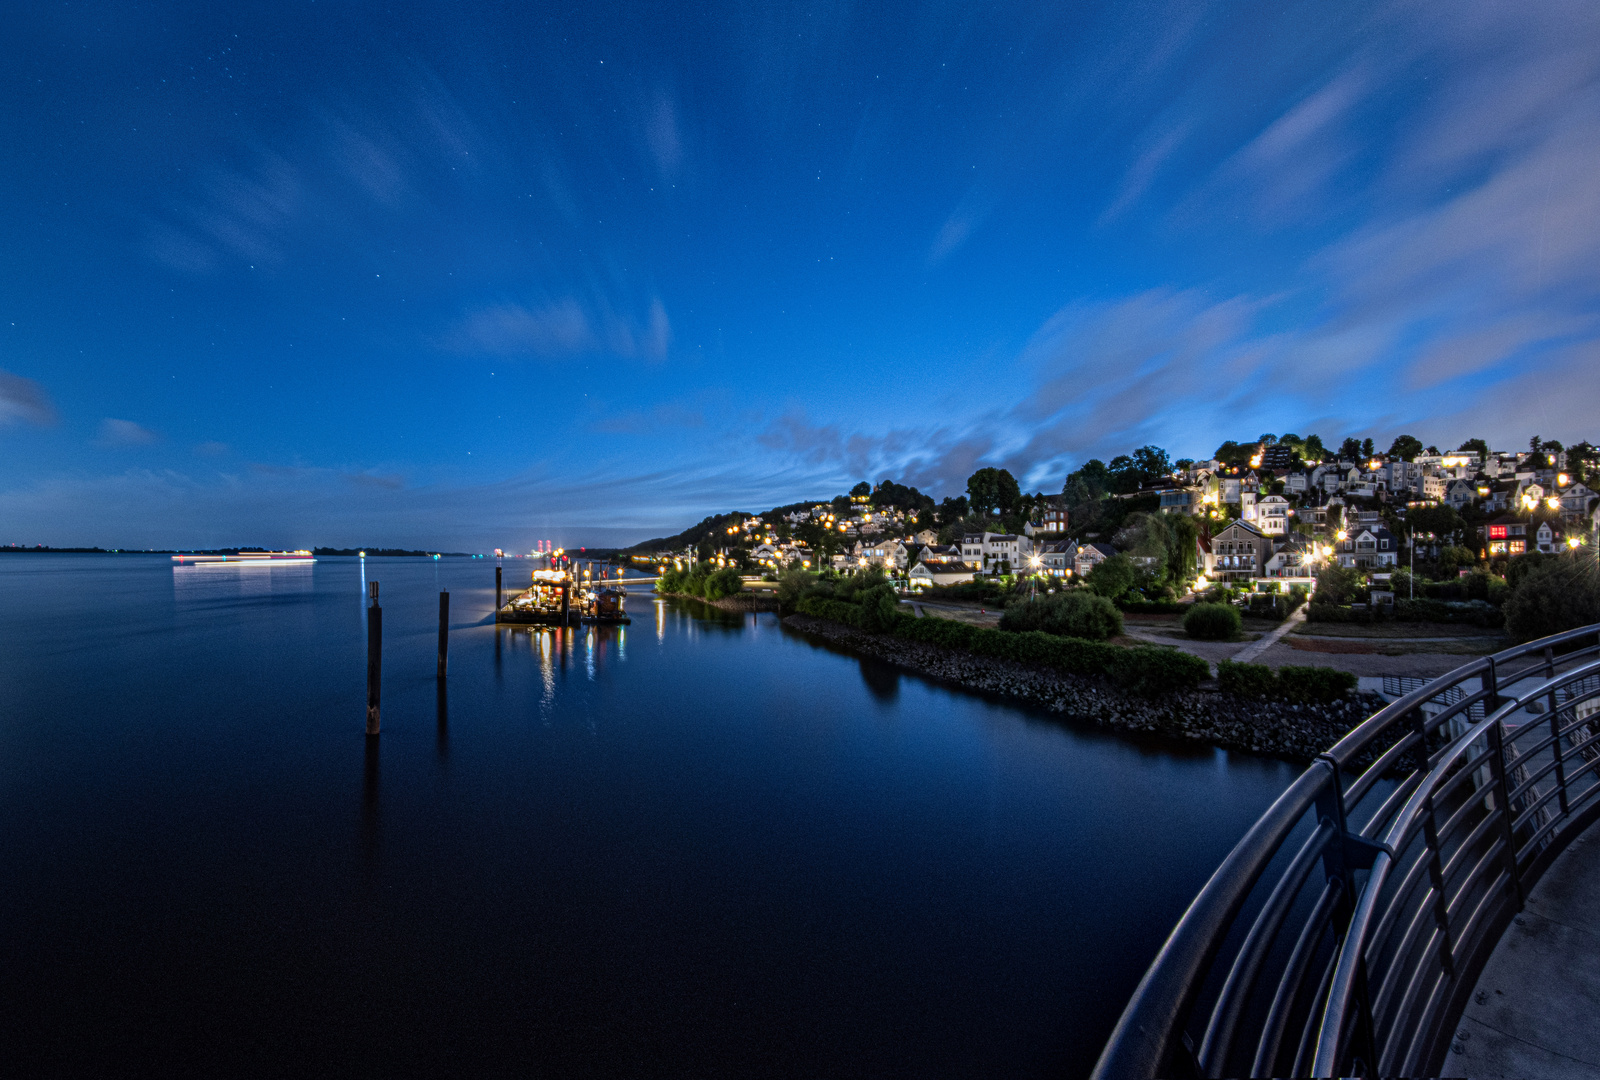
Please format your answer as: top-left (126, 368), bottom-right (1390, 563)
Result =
top-left (1117, 600), bottom-right (1188, 615)
top-left (1393, 598), bottom-right (1504, 627)
top-left (1216, 659), bottom-right (1358, 703)
top-left (1309, 599), bottom-right (1504, 627)
top-left (1185, 603), bottom-right (1242, 640)
top-left (796, 596), bottom-right (1209, 696)
top-left (1216, 659), bottom-right (1277, 698)
top-left (1278, 665), bottom-right (1359, 703)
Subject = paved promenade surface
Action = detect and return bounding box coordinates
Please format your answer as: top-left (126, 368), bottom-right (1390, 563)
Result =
top-left (1445, 820), bottom-right (1600, 1078)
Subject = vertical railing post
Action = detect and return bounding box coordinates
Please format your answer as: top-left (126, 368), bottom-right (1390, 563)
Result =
top-left (1314, 758), bottom-right (1379, 1074)
top-left (366, 581), bottom-right (382, 736)
top-left (1421, 794), bottom-right (1455, 978)
top-left (1486, 721), bottom-right (1524, 910)
top-left (1550, 690), bottom-right (1570, 817)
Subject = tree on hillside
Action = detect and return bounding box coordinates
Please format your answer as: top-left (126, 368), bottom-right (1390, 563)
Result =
top-left (1458, 437), bottom-right (1489, 458)
top-left (850, 481), bottom-right (871, 497)
top-left (1405, 504), bottom-right (1465, 543)
top-left (1303, 434), bottom-right (1328, 460)
top-left (967, 467), bottom-right (1020, 518)
top-left (1361, 437), bottom-right (1376, 459)
top-left (937, 495), bottom-right (968, 526)
top-left (1132, 445), bottom-right (1173, 480)
top-left (1338, 437), bottom-right (1364, 461)
top-left (1214, 440), bottom-right (1255, 464)
top-left (1387, 434), bottom-right (1424, 461)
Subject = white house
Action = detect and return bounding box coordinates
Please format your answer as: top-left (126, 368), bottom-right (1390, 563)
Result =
top-left (1264, 533), bottom-right (1318, 580)
top-left (909, 562), bottom-right (976, 588)
top-left (1255, 494), bottom-right (1291, 535)
top-left (1338, 526), bottom-right (1400, 569)
top-left (982, 532), bottom-right (1033, 575)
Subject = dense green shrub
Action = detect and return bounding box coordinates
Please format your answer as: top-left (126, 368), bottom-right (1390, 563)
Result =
top-left (1307, 603), bottom-right (1384, 623)
top-left (1117, 600), bottom-right (1188, 615)
top-left (655, 563), bottom-right (745, 600)
top-left (1313, 564), bottom-right (1362, 606)
top-left (1277, 665), bottom-right (1358, 703)
top-left (1503, 557), bottom-right (1600, 643)
top-left (1217, 659), bottom-right (1277, 698)
top-left (774, 568), bottom-right (816, 612)
top-left (1215, 660), bottom-right (1356, 702)
top-left (1505, 551), bottom-right (1557, 590)
top-left (703, 567), bottom-right (745, 601)
top-left (795, 596), bottom-right (1208, 695)
top-left (1086, 554), bottom-right (1138, 600)
top-left (1392, 598), bottom-right (1504, 627)
top-left (1000, 590), bottom-right (1123, 640)
top-left (1184, 603), bottom-right (1242, 640)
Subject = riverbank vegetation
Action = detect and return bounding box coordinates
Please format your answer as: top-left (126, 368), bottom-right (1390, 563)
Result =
top-left (1217, 660), bottom-right (1358, 704)
top-left (656, 564), bottom-right (745, 601)
top-left (786, 568), bottom-right (1208, 696)
top-left (1184, 603), bottom-right (1243, 640)
top-left (999, 591), bottom-right (1123, 640)
top-left (1306, 552), bottom-right (1600, 640)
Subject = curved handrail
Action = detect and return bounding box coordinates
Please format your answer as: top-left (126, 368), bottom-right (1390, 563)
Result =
top-left (1092, 621), bottom-right (1600, 1079)
top-left (1312, 653), bottom-right (1600, 1075)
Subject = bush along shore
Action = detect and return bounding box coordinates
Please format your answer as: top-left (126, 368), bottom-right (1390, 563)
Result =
top-left (653, 564), bottom-right (782, 612)
top-left (785, 603), bottom-right (1385, 763)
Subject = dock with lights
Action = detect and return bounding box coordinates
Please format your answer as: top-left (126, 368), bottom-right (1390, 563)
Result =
top-left (496, 564), bottom-right (631, 626)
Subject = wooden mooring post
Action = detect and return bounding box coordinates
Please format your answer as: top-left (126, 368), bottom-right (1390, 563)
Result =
top-left (495, 565), bottom-right (503, 611)
top-left (436, 590), bottom-right (449, 679)
top-left (366, 581), bottom-right (382, 735)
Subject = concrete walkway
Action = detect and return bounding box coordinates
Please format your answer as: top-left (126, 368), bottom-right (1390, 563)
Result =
top-left (1229, 605), bottom-right (1308, 664)
top-left (1444, 819), bottom-right (1600, 1078)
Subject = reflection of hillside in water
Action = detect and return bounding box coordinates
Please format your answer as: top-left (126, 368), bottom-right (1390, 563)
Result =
top-left (172, 562), bottom-right (315, 604)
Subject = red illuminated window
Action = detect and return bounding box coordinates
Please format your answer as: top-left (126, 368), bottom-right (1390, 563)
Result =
top-left (1488, 525), bottom-right (1507, 539)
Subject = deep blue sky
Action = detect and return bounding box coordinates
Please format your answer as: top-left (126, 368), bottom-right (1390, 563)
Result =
top-left (3, 1), bottom-right (1598, 549)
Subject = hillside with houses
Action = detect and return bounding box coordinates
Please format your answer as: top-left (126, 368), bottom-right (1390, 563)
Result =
top-left (626, 435), bottom-right (1598, 606)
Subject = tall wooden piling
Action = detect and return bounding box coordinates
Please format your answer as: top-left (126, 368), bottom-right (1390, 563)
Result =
top-left (366, 581), bottom-right (382, 735)
top-left (495, 566), bottom-right (503, 611)
top-left (436, 590), bottom-right (450, 679)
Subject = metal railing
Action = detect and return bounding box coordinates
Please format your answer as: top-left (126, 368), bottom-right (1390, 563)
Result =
top-left (1092, 622), bottom-right (1600, 1078)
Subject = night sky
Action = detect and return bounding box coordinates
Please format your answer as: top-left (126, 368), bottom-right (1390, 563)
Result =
top-left (3, 1), bottom-right (1598, 549)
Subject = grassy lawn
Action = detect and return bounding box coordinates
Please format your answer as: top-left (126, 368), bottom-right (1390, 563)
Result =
top-left (1293, 621), bottom-right (1504, 640)
top-left (1284, 635), bottom-right (1503, 657)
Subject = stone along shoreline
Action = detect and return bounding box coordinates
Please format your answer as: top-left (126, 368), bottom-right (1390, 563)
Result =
top-left (783, 613), bottom-right (1385, 762)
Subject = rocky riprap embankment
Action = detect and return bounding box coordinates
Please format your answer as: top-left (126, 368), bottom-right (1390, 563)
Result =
top-left (784, 613), bottom-right (1386, 762)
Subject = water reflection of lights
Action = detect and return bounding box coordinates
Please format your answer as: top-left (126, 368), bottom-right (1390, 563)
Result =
top-left (585, 628), bottom-right (596, 681)
top-left (655, 600), bottom-right (665, 642)
top-left (172, 560), bottom-right (314, 603)
top-left (538, 629), bottom-right (555, 717)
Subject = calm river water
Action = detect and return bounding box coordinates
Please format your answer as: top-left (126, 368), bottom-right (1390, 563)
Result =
top-left (0, 555), bottom-right (1297, 1077)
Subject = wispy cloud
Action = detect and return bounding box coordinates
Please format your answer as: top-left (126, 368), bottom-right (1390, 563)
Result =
top-left (97, 418), bottom-right (161, 446)
top-left (645, 92), bottom-right (683, 178)
top-left (450, 296), bottom-right (670, 360)
top-left (0, 370), bottom-right (56, 427)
